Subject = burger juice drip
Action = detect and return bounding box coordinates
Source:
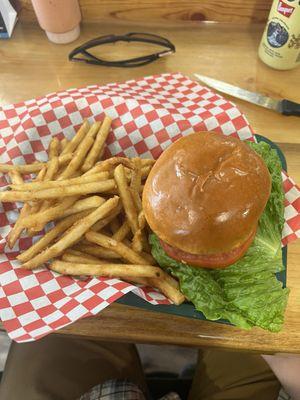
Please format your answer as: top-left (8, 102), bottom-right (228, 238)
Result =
top-left (258, 0), bottom-right (300, 70)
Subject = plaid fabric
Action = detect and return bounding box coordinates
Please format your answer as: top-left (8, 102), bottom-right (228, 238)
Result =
top-left (77, 379), bottom-right (288, 400)
top-left (278, 388), bottom-right (292, 400)
top-left (78, 380), bottom-right (146, 400)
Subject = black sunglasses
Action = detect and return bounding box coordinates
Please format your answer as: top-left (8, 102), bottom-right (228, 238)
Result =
top-left (69, 32), bottom-right (176, 68)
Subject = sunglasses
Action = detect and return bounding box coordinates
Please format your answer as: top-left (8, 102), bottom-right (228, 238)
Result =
top-left (69, 32), bottom-right (176, 68)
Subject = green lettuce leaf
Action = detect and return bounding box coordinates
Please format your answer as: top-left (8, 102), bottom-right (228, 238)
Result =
top-left (150, 141), bottom-right (289, 332)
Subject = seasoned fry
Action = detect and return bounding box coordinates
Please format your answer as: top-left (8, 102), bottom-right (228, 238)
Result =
top-left (61, 120), bottom-right (89, 155)
top-left (0, 180), bottom-right (116, 202)
top-left (10, 172), bottom-right (110, 191)
top-left (141, 159), bottom-right (155, 167)
top-left (132, 229), bottom-right (143, 253)
top-left (109, 218), bottom-right (120, 234)
top-left (127, 273), bottom-right (184, 305)
top-left (22, 197), bottom-right (119, 269)
top-left (85, 231), bottom-right (150, 265)
top-left (0, 153), bottom-right (72, 174)
top-left (148, 276), bottom-right (185, 305)
top-left (60, 138), bottom-right (69, 152)
top-left (74, 243), bottom-right (120, 259)
top-left (82, 116), bottom-right (112, 171)
top-left (48, 137), bottom-right (60, 159)
top-left (7, 167), bottom-right (47, 248)
top-left (60, 196), bottom-right (105, 218)
top-left (27, 157), bottom-right (61, 233)
top-left (114, 164), bottom-right (138, 234)
top-left (84, 157), bottom-right (134, 176)
top-left (44, 157), bottom-right (59, 181)
top-left (91, 202), bottom-right (122, 232)
top-left (130, 158), bottom-right (142, 212)
top-left (50, 260), bottom-right (162, 279)
top-left (8, 170), bottom-right (23, 185)
top-left (112, 220), bottom-right (131, 242)
top-left (59, 122), bottom-right (101, 179)
top-left (20, 196), bottom-right (78, 228)
top-left (17, 210), bottom-right (91, 263)
top-left (62, 250), bottom-right (108, 265)
top-left (140, 251), bottom-right (156, 265)
top-left (141, 165), bottom-right (152, 179)
top-left (138, 211), bottom-right (146, 230)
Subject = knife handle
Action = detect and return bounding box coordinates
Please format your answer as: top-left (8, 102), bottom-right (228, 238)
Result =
top-left (281, 100), bottom-right (300, 116)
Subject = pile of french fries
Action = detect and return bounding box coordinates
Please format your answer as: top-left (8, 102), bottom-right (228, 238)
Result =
top-left (0, 117), bottom-right (184, 305)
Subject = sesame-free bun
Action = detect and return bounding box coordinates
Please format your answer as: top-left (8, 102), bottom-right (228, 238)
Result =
top-left (142, 132), bottom-right (271, 258)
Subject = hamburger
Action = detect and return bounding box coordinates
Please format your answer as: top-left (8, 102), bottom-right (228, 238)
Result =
top-left (142, 132), bottom-right (271, 269)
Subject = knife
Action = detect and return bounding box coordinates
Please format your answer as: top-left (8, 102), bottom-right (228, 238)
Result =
top-left (194, 74), bottom-right (300, 116)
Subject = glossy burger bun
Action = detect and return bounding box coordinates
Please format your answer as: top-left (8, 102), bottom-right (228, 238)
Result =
top-left (142, 132), bottom-right (271, 265)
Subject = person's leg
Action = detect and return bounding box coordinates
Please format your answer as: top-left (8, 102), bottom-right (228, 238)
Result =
top-left (188, 348), bottom-right (280, 400)
top-left (0, 335), bottom-right (146, 400)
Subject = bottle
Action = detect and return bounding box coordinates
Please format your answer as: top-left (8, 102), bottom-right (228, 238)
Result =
top-left (31, 0), bottom-right (81, 44)
top-left (258, 0), bottom-right (300, 70)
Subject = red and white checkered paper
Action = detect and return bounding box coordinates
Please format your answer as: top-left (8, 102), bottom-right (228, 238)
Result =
top-left (0, 73), bottom-right (299, 343)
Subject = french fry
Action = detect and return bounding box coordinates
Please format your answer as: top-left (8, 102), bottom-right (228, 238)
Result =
top-left (10, 172), bottom-right (110, 191)
top-left (43, 157), bottom-right (59, 181)
top-left (48, 137), bottom-right (60, 159)
top-left (140, 251), bottom-right (156, 265)
top-left (0, 153), bottom-right (72, 174)
top-left (61, 120), bottom-right (89, 155)
top-left (109, 217), bottom-right (120, 234)
top-left (17, 210), bottom-right (92, 263)
top-left (141, 165), bottom-right (152, 180)
top-left (59, 122), bottom-right (101, 179)
top-left (8, 170), bottom-right (23, 185)
top-left (114, 164), bottom-right (138, 234)
top-left (7, 167), bottom-right (47, 248)
top-left (132, 229), bottom-right (143, 253)
top-left (74, 243), bottom-right (120, 259)
top-left (141, 159), bottom-right (155, 167)
top-left (27, 157), bottom-right (61, 234)
top-left (91, 202), bottom-right (122, 232)
top-left (148, 276), bottom-right (185, 305)
top-left (60, 196), bottom-right (105, 218)
top-left (85, 231), bottom-right (150, 265)
top-left (82, 116), bottom-right (112, 171)
top-left (50, 260), bottom-right (162, 279)
top-left (60, 138), bottom-right (69, 152)
top-left (83, 157), bottom-right (134, 176)
top-left (120, 274), bottom-right (184, 305)
top-left (20, 196), bottom-right (79, 229)
top-left (112, 220), bottom-right (131, 242)
top-left (0, 180), bottom-right (116, 202)
top-left (22, 197), bottom-right (119, 269)
top-left (62, 250), bottom-right (108, 264)
top-left (130, 158), bottom-right (142, 212)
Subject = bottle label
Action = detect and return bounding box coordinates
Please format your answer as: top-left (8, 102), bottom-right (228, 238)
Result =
top-left (267, 18), bottom-right (289, 48)
top-left (277, 0), bottom-right (295, 17)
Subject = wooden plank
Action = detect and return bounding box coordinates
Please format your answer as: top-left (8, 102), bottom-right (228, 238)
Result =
top-left (18, 0), bottom-right (272, 24)
top-left (0, 21), bottom-right (300, 353)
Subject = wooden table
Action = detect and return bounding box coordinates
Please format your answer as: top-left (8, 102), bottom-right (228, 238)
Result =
top-left (1, 20), bottom-right (300, 354)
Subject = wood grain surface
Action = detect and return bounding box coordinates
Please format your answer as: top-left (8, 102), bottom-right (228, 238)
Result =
top-left (18, 0), bottom-right (272, 24)
top-left (0, 21), bottom-right (300, 353)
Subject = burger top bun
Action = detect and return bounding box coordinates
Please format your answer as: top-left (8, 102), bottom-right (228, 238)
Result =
top-left (142, 132), bottom-right (271, 255)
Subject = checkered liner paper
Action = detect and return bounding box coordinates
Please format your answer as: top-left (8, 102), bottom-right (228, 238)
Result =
top-left (0, 73), bottom-right (299, 343)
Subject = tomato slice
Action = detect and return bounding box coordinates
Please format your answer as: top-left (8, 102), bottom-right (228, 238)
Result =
top-left (159, 229), bottom-right (256, 269)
